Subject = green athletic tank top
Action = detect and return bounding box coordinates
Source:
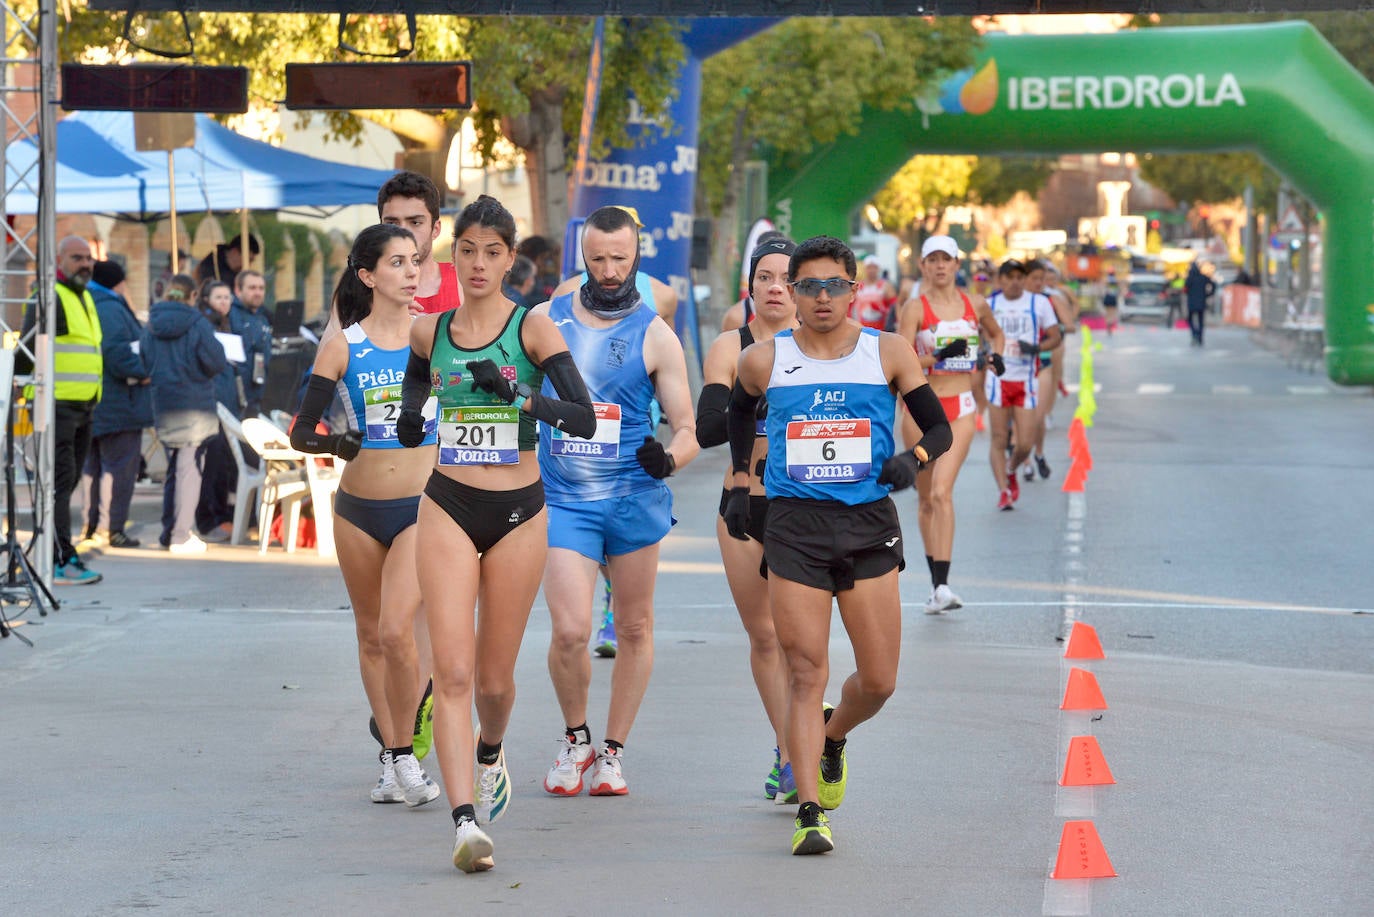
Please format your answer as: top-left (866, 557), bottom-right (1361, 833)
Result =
top-left (429, 306), bottom-right (544, 466)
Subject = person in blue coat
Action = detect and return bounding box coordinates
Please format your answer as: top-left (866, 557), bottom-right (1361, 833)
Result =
top-left (141, 274), bottom-right (229, 552)
top-left (1184, 260), bottom-right (1218, 347)
top-left (230, 269), bottom-right (273, 418)
top-left (81, 260), bottom-right (152, 548)
top-left (196, 280), bottom-right (243, 540)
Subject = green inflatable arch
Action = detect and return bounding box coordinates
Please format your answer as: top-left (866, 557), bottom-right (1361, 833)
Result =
top-left (767, 23), bottom-right (1374, 386)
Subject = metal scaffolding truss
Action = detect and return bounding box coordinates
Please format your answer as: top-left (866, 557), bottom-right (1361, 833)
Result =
top-left (1, 0), bottom-right (57, 585)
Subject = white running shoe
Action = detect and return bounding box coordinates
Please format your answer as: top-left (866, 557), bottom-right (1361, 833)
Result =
top-left (370, 750), bottom-right (404, 804)
top-left (924, 584), bottom-right (963, 615)
top-left (452, 817), bottom-right (495, 873)
top-left (393, 752), bottom-right (440, 807)
top-left (589, 744), bottom-right (628, 796)
top-left (168, 534), bottom-right (208, 555)
top-left (543, 734), bottom-right (595, 796)
top-left (475, 743), bottom-right (511, 824)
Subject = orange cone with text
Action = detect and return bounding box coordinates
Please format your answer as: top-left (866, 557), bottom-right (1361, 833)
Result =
top-left (1060, 736), bottom-right (1116, 786)
top-left (1051, 820), bottom-right (1117, 878)
top-left (1064, 621), bottom-right (1105, 659)
top-left (1060, 666), bottom-right (1108, 710)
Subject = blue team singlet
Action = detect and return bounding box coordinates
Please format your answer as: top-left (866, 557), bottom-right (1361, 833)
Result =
top-left (335, 323), bottom-right (436, 449)
top-left (539, 293), bottom-right (660, 501)
top-left (763, 328), bottom-right (896, 505)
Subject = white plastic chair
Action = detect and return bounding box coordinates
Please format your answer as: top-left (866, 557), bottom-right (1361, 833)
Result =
top-left (240, 416), bottom-right (342, 558)
top-left (216, 404), bottom-right (267, 546)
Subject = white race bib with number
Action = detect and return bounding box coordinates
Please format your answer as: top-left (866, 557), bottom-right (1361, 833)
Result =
top-left (932, 333), bottom-right (979, 374)
top-left (785, 419), bottom-right (872, 483)
top-left (363, 385), bottom-right (436, 441)
top-left (550, 402), bottom-right (621, 458)
top-left (438, 405), bottom-right (519, 465)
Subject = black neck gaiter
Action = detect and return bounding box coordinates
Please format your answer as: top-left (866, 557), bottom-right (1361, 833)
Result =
top-left (580, 255), bottom-right (643, 320)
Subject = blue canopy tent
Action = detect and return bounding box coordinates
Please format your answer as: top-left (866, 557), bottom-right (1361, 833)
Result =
top-left (3, 111), bottom-right (397, 220)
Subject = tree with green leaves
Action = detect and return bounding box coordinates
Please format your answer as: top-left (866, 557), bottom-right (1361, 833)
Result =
top-left (46, 4), bottom-right (684, 236)
top-left (867, 153), bottom-right (1056, 271)
top-left (696, 17), bottom-right (979, 306)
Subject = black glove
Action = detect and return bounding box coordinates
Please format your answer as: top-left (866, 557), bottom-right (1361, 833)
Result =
top-left (1016, 339), bottom-right (1040, 356)
top-left (465, 359), bottom-right (516, 403)
top-left (934, 338), bottom-right (968, 360)
top-left (333, 430), bottom-right (363, 461)
top-left (989, 352), bottom-right (1006, 376)
top-left (396, 409), bottom-right (426, 448)
top-left (723, 486), bottom-right (751, 541)
top-left (636, 436), bottom-right (675, 479)
top-left (877, 449), bottom-right (923, 492)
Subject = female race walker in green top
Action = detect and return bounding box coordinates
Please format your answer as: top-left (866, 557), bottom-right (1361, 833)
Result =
top-left (395, 195), bottom-right (597, 873)
top-left (290, 223), bottom-right (441, 810)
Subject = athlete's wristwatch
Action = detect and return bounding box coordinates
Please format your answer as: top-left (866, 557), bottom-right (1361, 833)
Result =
top-left (511, 382), bottom-right (533, 410)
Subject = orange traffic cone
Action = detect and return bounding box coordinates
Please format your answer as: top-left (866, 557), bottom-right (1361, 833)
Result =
top-left (1051, 820), bottom-right (1117, 878)
top-left (1070, 434), bottom-right (1093, 471)
top-left (1061, 459), bottom-right (1087, 493)
top-left (1060, 667), bottom-right (1108, 710)
top-left (1064, 621), bottom-right (1105, 659)
top-left (1060, 735), bottom-right (1116, 786)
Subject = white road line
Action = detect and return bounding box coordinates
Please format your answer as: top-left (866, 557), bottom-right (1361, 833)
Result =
top-left (1287, 385), bottom-right (1331, 395)
top-left (1136, 383), bottom-right (1175, 395)
top-left (1212, 384), bottom-right (1252, 396)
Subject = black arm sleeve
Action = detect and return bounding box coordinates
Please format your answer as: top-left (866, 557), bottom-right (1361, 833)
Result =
top-left (694, 383), bottom-right (731, 448)
top-left (902, 383), bottom-right (953, 464)
top-left (400, 348), bottom-right (432, 414)
top-left (290, 374), bottom-right (344, 454)
top-left (525, 351), bottom-right (597, 439)
top-left (727, 382), bottom-right (762, 475)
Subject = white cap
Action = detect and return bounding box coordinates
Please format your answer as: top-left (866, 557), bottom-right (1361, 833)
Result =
top-left (921, 235), bottom-right (960, 260)
top-left (862, 254), bottom-right (882, 267)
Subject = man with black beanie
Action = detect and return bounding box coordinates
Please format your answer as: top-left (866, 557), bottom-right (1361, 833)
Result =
top-left (82, 259), bottom-right (152, 548)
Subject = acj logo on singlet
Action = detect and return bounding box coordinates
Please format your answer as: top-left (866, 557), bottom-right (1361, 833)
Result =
top-left (792, 389), bottom-right (847, 419)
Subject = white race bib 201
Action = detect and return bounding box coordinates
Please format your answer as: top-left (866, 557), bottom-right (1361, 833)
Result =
top-left (438, 405), bottom-right (519, 465)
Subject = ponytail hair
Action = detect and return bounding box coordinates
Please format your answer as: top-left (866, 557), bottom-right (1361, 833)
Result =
top-left (333, 223), bottom-right (417, 328)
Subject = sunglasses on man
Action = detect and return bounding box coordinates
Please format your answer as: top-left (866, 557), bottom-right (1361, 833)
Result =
top-left (791, 277), bottom-right (858, 298)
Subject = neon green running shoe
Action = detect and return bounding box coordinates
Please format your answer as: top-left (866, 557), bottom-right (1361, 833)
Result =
top-left (791, 802), bottom-right (834, 855)
top-left (818, 738), bottom-right (847, 810)
top-left (412, 679), bottom-right (434, 761)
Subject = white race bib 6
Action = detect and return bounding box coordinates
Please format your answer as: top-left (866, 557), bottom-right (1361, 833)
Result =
top-left (785, 419), bottom-right (872, 483)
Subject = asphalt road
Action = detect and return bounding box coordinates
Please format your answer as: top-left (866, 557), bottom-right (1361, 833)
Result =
top-left (2, 322), bottom-right (1370, 916)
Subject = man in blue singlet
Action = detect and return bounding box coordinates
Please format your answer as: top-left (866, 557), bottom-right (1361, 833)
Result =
top-left (725, 235), bottom-right (953, 857)
top-left (535, 206), bottom-right (699, 799)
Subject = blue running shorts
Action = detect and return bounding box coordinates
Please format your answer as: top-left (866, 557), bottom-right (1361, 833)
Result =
top-left (548, 484), bottom-right (676, 562)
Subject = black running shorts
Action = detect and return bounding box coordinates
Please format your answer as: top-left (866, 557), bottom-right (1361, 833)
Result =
top-left (763, 496), bottom-right (905, 593)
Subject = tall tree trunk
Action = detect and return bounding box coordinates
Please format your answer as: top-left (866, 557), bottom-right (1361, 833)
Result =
top-left (705, 107), bottom-right (752, 325)
top-left (503, 87), bottom-right (568, 239)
